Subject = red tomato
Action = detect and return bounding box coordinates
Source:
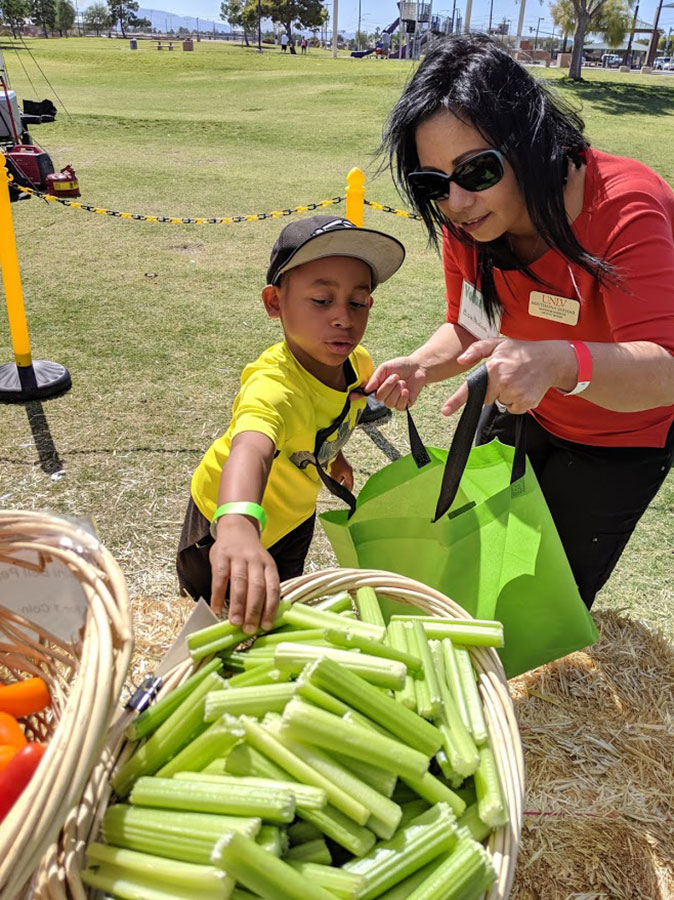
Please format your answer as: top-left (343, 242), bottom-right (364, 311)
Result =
top-left (0, 742), bottom-right (47, 821)
top-left (0, 712), bottom-right (27, 751)
top-left (0, 745), bottom-right (18, 775)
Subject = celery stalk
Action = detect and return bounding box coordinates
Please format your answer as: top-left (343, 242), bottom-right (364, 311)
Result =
top-left (265, 718), bottom-right (403, 840)
top-left (252, 628), bottom-right (325, 648)
top-left (406, 837), bottom-right (496, 899)
top-left (284, 837), bottom-right (332, 865)
top-left (342, 802), bottom-right (459, 900)
top-left (203, 684), bottom-right (295, 721)
top-left (125, 659), bottom-right (223, 742)
top-left (409, 621), bottom-right (442, 718)
top-left (85, 843), bottom-right (232, 895)
top-left (286, 862), bottom-right (365, 900)
top-left (112, 671), bottom-right (227, 797)
top-left (389, 616), bottom-right (504, 647)
top-left (225, 742), bottom-right (289, 781)
top-left (239, 715), bottom-right (371, 825)
top-left (256, 824), bottom-right (288, 858)
top-left (313, 591), bottom-right (353, 613)
top-left (400, 771), bottom-right (466, 817)
top-left (288, 820), bottom-right (322, 845)
top-left (81, 864), bottom-right (227, 900)
top-left (474, 746), bottom-right (508, 828)
top-left (225, 661), bottom-right (284, 687)
top-left (397, 799), bottom-right (430, 828)
top-left (387, 621), bottom-right (417, 709)
top-left (323, 629), bottom-right (422, 672)
top-left (130, 775), bottom-right (296, 823)
top-left (281, 698), bottom-right (429, 780)
top-left (354, 586), bottom-right (386, 627)
top-left (457, 803), bottom-right (492, 842)
top-left (304, 657), bottom-right (442, 757)
top-left (274, 643), bottom-right (406, 690)
top-left (156, 715), bottom-right (243, 778)
top-left (294, 675), bottom-right (352, 717)
top-left (296, 803), bottom-right (375, 858)
top-left (453, 646), bottom-right (488, 744)
top-left (210, 829), bottom-right (338, 900)
top-left (102, 808), bottom-right (260, 866)
top-left (437, 640), bottom-right (471, 733)
top-left (174, 772), bottom-right (327, 810)
top-left (429, 644), bottom-right (479, 778)
top-left (377, 859), bottom-right (442, 900)
top-left (331, 752), bottom-right (397, 798)
top-left (282, 603), bottom-right (386, 641)
top-left (187, 599), bottom-right (292, 652)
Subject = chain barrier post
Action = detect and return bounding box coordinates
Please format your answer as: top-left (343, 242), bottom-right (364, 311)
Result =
top-left (0, 153), bottom-right (71, 402)
top-left (345, 167), bottom-right (365, 227)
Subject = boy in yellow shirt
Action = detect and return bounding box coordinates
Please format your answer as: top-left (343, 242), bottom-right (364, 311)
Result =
top-left (177, 215), bottom-right (405, 634)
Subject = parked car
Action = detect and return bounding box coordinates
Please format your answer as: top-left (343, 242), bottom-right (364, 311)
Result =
top-left (653, 56), bottom-right (672, 69)
top-left (601, 53), bottom-right (622, 68)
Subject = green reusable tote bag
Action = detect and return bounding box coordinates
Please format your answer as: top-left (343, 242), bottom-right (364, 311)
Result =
top-left (320, 365), bottom-right (599, 678)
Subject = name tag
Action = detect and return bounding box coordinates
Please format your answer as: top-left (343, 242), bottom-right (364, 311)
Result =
top-left (528, 291), bottom-right (580, 325)
top-left (458, 280), bottom-right (502, 340)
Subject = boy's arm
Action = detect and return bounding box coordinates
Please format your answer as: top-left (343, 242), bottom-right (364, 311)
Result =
top-left (329, 450), bottom-right (354, 492)
top-left (210, 431), bottom-right (279, 633)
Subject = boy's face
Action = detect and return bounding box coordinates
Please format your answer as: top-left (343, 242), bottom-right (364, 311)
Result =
top-left (263, 256), bottom-right (373, 385)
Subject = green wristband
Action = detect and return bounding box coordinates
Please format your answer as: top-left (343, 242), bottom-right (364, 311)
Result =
top-left (211, 502), bottom-right (267, 538)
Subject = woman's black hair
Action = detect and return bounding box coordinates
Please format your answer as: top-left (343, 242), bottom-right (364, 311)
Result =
top-left (381, 33), bottom-right (615, 321)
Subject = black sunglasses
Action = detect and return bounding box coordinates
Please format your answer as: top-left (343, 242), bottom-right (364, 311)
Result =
top-left (408, 149), bottom-right (506, 201)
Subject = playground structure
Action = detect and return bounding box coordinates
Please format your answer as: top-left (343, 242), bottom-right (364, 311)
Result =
top-left (375, 2), bottom-right (459, 60)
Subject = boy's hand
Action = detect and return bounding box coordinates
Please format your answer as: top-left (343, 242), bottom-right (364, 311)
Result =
top-left (329, 452), bottom-right (354, 491)
top-left (209, 516), bottom-right (280, 634)
top-left (364, 357), bottom-right (428, 411)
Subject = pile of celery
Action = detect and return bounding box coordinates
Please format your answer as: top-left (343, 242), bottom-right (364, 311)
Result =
top-left (82, 589), bottom-right (509, 900)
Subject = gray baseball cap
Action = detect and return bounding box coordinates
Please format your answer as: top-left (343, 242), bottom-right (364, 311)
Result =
top-left (266, 215), bottom-right (406, 289)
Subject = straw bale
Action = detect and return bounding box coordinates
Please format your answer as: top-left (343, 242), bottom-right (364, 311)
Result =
top-left (510, 610), bottom-right (674, 899)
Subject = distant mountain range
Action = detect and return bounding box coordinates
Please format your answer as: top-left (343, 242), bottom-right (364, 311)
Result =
top-left (138, 8), bottom-right (231, 34)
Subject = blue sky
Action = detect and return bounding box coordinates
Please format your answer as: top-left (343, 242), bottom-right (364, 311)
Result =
top-left (142, 0), bottom-right (674, 42)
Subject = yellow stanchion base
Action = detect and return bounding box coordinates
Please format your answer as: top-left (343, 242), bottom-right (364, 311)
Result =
top-left (0, 360), bottom-right (71, 402)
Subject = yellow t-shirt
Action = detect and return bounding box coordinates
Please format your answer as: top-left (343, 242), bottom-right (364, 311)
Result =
top-left (191, 341), bottom-right (373, 549)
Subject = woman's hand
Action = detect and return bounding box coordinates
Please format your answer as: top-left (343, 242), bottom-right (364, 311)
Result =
top-left (441, 338), bottom-right (576, 416)
top-left (210, 516), bottom-right (280, 633)
top-left (329, 452), bottom-right (354, 491)
top-left (364, 357), bottom-right (429, 411)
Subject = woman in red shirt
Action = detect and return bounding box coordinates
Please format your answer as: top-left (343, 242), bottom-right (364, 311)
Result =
top-left (366, 33), bottom-right (674, 608)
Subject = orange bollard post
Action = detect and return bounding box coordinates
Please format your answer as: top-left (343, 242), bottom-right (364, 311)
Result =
top-left (345, 167), bottom-right (365, 227)
top-left (0, 153), bottom-right (71, 401)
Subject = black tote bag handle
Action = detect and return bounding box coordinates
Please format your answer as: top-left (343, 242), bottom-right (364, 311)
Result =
top-left (405, 364), bottom-right (526, 522)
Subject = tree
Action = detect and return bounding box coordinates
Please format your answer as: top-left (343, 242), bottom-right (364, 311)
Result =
top-left (31, 0), bottom-right (56, 36)
top-left (0, 0), bottom-right (29, 37)
top-left (550, 0), bottom-right (633, 79)
top-left (54, 0), bottom-right (74, 34)
top-left (83, 1), bottom-right (109, 34)
top-left (107, 0), bottom-right (144, 37)
top-left (355, 28), bottom-right (368, 48)
top-left (220, 0), bottom-right (261, 46)
top-left (265, 0), bottom-right (323, 42)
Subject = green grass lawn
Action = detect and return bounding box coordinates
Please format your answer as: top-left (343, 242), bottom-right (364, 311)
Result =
top-left (0, 38), bottom-right (672, 637)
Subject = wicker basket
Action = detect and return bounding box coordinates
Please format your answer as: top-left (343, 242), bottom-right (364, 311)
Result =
top-left (0, 510), bottom-right (133, 900)
top-left (43, 567), bottom-right (524, 899)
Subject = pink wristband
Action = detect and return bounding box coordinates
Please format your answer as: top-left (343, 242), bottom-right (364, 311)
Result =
top-left (562, 340), bottom-right (593, 396)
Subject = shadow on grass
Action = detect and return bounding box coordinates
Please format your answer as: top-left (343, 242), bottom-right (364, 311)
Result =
top-left (556, 77), bottom-right (674, 117)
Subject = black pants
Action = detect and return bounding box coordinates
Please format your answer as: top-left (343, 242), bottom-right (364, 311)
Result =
top-left (476, 407), bottom-right (674, 609)
top-left (176, 497), bottom-right (315, 603)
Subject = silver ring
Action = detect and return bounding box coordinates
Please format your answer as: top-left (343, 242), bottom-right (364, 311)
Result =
top-left (495, 400), bottom-right (510, 413)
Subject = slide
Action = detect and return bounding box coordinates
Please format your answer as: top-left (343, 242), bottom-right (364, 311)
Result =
top-left (390, 29), bottom-right (427, 58)
top-left (351, 48), bottom-right (376, 57)
top-left (384, 17), bottom-right (399, 33)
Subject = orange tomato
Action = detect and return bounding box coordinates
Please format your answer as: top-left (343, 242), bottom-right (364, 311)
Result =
top-left (0, 712), bottom-right (27, 751)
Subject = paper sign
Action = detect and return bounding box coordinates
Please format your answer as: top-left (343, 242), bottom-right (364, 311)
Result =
top-left (0, 549), bottom-right (89, 643)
